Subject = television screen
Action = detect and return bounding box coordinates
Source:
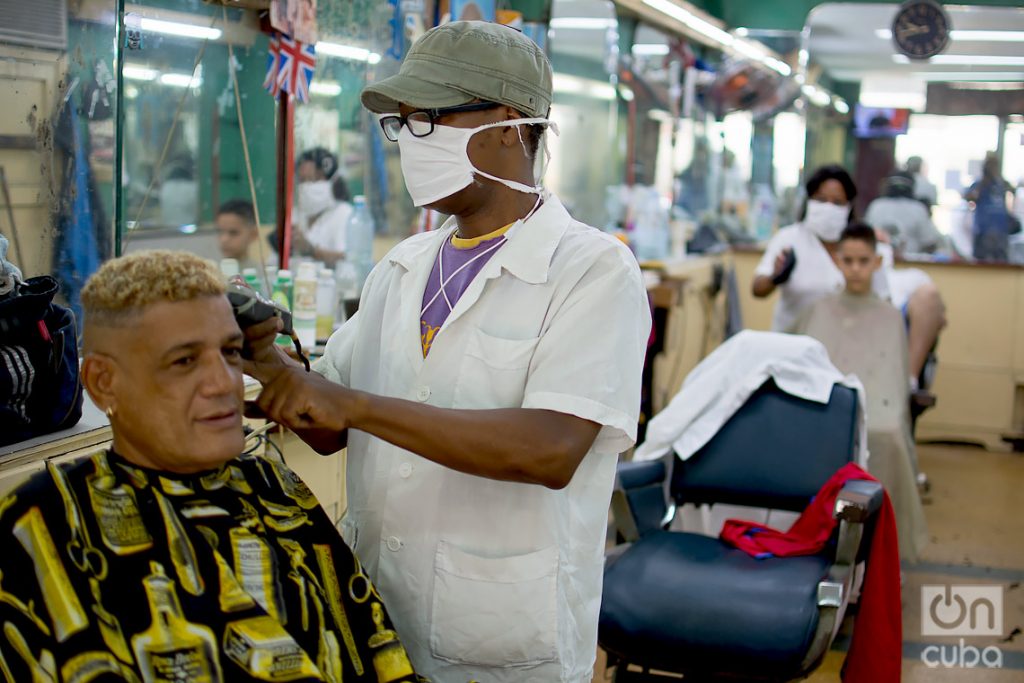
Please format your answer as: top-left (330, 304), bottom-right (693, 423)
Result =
top-left (852, 105), bottom-right (911, 138)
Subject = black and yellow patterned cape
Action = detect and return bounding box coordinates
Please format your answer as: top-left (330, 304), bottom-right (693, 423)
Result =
top-left (0, 449), bottom-right (427, 683)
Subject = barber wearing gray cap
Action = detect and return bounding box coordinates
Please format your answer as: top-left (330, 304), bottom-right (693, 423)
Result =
top-left (245, 21), bottom-right (651, 682)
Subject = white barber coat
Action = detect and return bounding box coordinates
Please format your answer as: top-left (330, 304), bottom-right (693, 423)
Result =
top-left (315, 192), bottom-right (651, 683)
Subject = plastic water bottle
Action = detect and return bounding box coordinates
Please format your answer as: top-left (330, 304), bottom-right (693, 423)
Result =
top-left (749, 184), bottom-right (777, 242)
top-left (316, 268), bottom-right (337, 343)
top-left (333, 259), bottom-right (359, 325)
top-left (633, 187), bottom-right (670, 261)
top-left (272, 269), bottom-right (293, 347)
top-left (241, 267), bottom-right (262, 297)
top-left (346, 195), bottom-right (375, 293)
top-left (219, 258), bottom-right (239, 280)
top-left (293, 262), bottom-right (318, 350)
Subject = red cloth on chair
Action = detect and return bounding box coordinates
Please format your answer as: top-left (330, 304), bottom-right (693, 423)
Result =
top-left (719, 463), bottom-right (902, 683)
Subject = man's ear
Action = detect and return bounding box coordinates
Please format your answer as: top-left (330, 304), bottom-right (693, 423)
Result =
top-left (498, 106), bottom-right (529, 148)
top-left (82, 353), bottom-right (118, 413)
top-left (873, 253), bottom-right (884, 269)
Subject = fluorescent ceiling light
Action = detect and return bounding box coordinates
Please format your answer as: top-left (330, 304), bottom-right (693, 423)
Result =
top-left (878, 28), bottom-right (1024, 42)
top-left (642, 0), bottom-right (733, 47)
top-left (860, 90), bottom-right (926, 110)
top-left (950, 30), bottom-right (1024, 42)
top-left (310, 81), bottom-right (342, 96)
top-left (801, 84), bottom-right (831, 107)
top-left (123, 65), bottom-right (158, 81)
top-left (317, 41), bottom-right (382, 64)
top-left (895, 54), bottom-right (1024, 66)
top-left (834, 98), bottom-right (850, 114)
top-left (553, 73), bottom-right (616, 101)
top-left (949, 81), bottom-right (1024, 90)
top-left (911, 70), bottom-right (1024, 81)
top-left (160, 72), bottom-right (201, 88)
top-left (139, 17), bottom-right (221, 41)
top-left (929, 55), bottom-right (1024, 66)
top-left (763, 56), bottom-right (792, 76)
top-left (734, 27), bottom-right (749, 37)
top-left (549, 17), bottom-right (617, 30)
top-left (632, 43), bottom-right (670, 56)
top-left (732, 38), bottom-right (767, 61)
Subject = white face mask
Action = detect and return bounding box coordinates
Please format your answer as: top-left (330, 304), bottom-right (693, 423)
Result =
top-left (297, 180), bottom-right (334, 218)
top-left (397, 117), bottom-right (558, 207)
top-left (804, 199), bottom-right (849, 242)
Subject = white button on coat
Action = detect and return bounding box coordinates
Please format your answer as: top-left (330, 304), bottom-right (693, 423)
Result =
top-left (386, 536), bottom-right (401, 552)
top-left (415, 386), bottom-right (430, 401)
top-left (398, 463), bottom-right (413, 478)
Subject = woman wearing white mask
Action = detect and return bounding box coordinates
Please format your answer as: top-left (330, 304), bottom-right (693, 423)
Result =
top-left (240, 21), bottom-right (650, 683)
top-left (753, 164), bottom-right (945, 386)
top-left (293, 147), bottom-right (351, 266)
top-left (752, 165), bottom-right (861, 332)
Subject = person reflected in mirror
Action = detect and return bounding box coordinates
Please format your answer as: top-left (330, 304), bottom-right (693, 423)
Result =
top-left (291, 148), bottom-right (352, 267)
top-left (215, 199), bottom-right (264, 273)
top-left (753, 164), bottom-right (946, 384)
top-left (964, 151), bottom-right (1015, 262)
top-left (864, 172), bottom-right (944, 255)
top-left (905, 156), bottom-right (937, 213)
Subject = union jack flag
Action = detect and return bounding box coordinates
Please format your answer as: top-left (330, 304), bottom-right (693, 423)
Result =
top-left (277, 34), bottom-right (317, 103)
top-left (263, 32), bottom-right (282, 98)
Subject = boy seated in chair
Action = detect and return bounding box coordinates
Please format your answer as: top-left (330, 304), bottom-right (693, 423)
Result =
top-left (792, 223), bottom-right (927, 561)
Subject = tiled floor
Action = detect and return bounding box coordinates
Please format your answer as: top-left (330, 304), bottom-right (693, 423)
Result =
top-left (594, 444), bottom-right (1024, 682)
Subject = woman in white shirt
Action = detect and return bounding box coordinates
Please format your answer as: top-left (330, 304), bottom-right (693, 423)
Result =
top-left (293, 147), bottom-right (352, 266)
top-left (752, 165), bottom-right (945, 383)
top-left (752, 165), bottom-right (859, 332)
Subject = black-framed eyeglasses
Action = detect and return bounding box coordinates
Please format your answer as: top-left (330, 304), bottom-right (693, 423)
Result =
top-left (379, 101), bottom-right (502, 142)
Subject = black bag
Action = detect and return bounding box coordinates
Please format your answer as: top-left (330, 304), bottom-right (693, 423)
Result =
top-left (0, 275), bottom-right (84, 446)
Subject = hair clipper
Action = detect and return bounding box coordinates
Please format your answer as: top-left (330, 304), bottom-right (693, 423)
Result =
top-left (226, 278), bottom-right (293, 335)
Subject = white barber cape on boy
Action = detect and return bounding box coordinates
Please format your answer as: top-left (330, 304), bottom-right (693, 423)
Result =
top-left (314, 192), bottom-right (651, 683)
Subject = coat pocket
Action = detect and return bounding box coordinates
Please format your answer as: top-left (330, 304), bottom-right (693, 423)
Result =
top-left (452, 328), bottom-right (540, 408)
top-left (429, 541), bottom-right (558, 667)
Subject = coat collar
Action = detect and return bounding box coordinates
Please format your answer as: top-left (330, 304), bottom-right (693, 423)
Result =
top-left (388, 191), bottom-right (572, 285)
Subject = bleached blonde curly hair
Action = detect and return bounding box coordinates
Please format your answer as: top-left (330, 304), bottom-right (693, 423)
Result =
top-left (81, 250), bottom-right (225, 327)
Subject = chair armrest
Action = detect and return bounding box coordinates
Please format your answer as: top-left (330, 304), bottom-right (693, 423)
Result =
top-left (617, 459), bottom-right (667, 489)
top-left (610, 460), bottom-right (670, 543)
top-left (830, 479), bottom-right (884, 569)
top-left (833, 479), bottom-right (884, 523)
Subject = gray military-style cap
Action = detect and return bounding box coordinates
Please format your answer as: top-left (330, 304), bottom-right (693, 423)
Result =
top-left (361, 21), bottom-right (552, 119)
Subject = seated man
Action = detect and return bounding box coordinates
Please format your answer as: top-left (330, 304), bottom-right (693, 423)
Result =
top-left (865, 172), bottom-right (945, 255)
top-left (0, 251), bottom-right (422, 682)
top-left (792, 224), bottom-right (927, 561)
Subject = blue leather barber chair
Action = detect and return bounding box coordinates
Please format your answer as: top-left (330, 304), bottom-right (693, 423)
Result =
top-left (600, 379), bottom-right (884, 682)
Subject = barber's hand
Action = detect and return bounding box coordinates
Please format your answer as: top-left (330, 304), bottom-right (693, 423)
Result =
top-left (242, 317), bottom-right (299, 382)
top-left (250, 363), bottom-right (355, 433)
top-left (771, 248), bottom-right (797, 285)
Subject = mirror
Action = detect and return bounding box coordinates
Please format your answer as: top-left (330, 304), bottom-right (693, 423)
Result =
top-left (0, 0), bottom-right (118, 319)
top-left (807, 2), bottom-right (1024, 263)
